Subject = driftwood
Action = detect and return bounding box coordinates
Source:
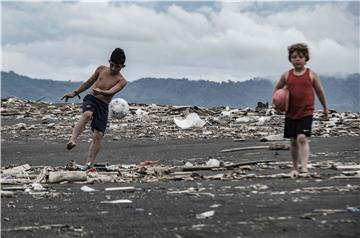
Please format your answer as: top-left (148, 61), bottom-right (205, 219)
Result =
top-left (221, 146), bottom-right (269, 153)
top-left (178, 159), bottom-right (275, 172)
top-left (2, 164), bottom-right (31, 175)
top-left (181, 166), bottom-right (221, 172)
top-left (269, 144), bottom-right (290, 150)
top-left (334, 165), bottom-right (360, 170)
top-left (0, 191), bottom-right (15, 197)
top-left (3, 224), bottom-right (79, 232)
top-left (0, 178), bottom-right (30, 184)
top-left (48, 171), bottom-right (87, 183)
top-left (224, 159), bottom-right (276, 169)
top-left (1, 186), bottom-right (27, 190)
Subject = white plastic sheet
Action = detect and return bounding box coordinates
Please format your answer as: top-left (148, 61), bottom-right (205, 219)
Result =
top-left (174, 113), bottom-right (206, 129)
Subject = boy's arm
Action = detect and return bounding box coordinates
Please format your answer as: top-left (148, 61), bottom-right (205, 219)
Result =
top-left (92, 78), bottom-right (127, 97)
top-left (61, 66), bottom-right (102, 101)
top-left (75, 66), bottom-right (103, 94)
top-left (312, 71), bottom-right (329, 120)
top-left (273, 72), bottom-right (287, 92)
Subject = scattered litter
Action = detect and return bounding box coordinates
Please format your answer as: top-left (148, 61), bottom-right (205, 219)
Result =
top-left (135, 109), bottom-right (148, 117)
top-left (347, 206), bottom-right (360, 213)
top-left (2, 164), bottom-right (31, 175)
top-left (221, 146), bottom-right (269, 153)
top-left (138, 160), bottom-right (158, 167)
top-left (174, 113), bottom-right (206, 129)
top-left (0, 191), bottom-right (15, 197)
top-left (3, 224), bottom-right (84, 232)
top-left (206, 159), bottom-right (221, 167)
top-left (31, 183), bottom-right (46, 191)
top-left (80, 186), bottom-right (96, 192)
top-left (1, 98), bottom-right (358, 141)
top-left (167, 188), bottom-right (215, 198)
top-left (100, 199), bottom-right (133, 204)
top-left (333, 164), bottom-right (360, 170)
top-left (196, 210), bottom-right (215, 219)
top-left (260, 134), bottom-right (286, 142)
top-left (105, 187), bottom-right (136, 192)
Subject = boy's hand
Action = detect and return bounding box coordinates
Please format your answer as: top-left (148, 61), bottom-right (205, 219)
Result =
top-left (61, 92), bottom-right (76, 102)
top-left (322, 109), bottom-right (329, 121)
top-left (61, 91), bottom-right (80, 102)
top-left (92, 88), bottom-right (103, 95)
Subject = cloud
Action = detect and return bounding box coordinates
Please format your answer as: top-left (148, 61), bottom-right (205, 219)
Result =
top-left (2, 1), bottom-right (359, 82)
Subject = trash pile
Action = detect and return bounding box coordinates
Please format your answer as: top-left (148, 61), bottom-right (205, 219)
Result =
top-left (1, 97), bottom-right (359, 143)
top-left (1, 155), bottom-right (360, 197)
top-left (1, 97), bottom-right (359, 197)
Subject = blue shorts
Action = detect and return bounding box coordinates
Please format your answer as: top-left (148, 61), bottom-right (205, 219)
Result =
top-left (82, 94), bottom-right (109, 134)
top-left (284, 115), bottom-right (313, 138)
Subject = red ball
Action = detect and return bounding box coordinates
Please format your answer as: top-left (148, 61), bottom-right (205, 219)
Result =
top-left (272, 87), bottom-right (289, 112)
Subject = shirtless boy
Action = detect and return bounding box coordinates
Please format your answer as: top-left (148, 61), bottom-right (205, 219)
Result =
top-left (62, 48), bottom-right (127, 170)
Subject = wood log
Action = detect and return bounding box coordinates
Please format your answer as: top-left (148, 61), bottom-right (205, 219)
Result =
top-left (221, 146), bottom-right (269, 153)
top-left (48, 171), bottom-right (87, 183)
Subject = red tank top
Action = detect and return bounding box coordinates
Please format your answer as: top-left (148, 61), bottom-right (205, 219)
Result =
top-left (286, 68), bottom-right (314, 119)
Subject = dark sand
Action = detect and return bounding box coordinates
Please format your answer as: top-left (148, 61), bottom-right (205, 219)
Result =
top-left (1, 136), bottom-right (360, 238)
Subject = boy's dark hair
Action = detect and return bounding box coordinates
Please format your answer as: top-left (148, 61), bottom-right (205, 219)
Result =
top-left (110, 48), bottom-right (126, 65)
top-left (288, 43), bottom-right (310, 62)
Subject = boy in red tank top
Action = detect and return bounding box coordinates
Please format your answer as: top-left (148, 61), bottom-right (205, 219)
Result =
top-left (274, 43), bottom-right (329, 177)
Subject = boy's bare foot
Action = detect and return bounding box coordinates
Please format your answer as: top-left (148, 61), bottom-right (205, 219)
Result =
top-left (288, 169), bottom-right (299, 178)
top-left (66, 141), bottom-right (76, 150)
top-left (299, 172), bottom-right (310, 178)
top-left (299, 168), bottom-right (310, 177)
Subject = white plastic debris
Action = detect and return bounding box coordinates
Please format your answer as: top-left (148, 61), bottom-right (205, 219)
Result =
top-left (14, 123), bottom-right (27, 130)
top-left (109, 98), bottom-right (129, 119)
top-left (2, 164), bottom-right (31, 175)
top-left (260, 134), bottom-right (286, 142)
top-left (135, 109), bottom-right (149, 117)
top-left (221, 109), bottom-right (239, 117)
top-left (100, 199), bottom-right (132, 204)
top-left (221, 111), bottom-right (232, 117)
top-left (148, 104), bottom-right (159, 109)
top-left (235, 117), bottom-right (256, 123)
top-left (31, 183), bottom-right (45, 191)
top-left (265, 108), bottom-right (275, 116)
top-left (196, 210), bottom-right (215, 219)
top-left (206, 159), bottom-right (221, 167)
top-left (80, 186), bottom-right (96, 192)
top-left (121, 164), bottom-right (137, 169)
top-left (257, 116), bottom-right (271, 124)
top-left (105, 187), bottom-right (135, 191)
top-left (174, 113), bottom-right (206, 129)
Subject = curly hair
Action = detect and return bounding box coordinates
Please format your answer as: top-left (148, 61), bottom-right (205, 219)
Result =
top-left (110, 48), bottom-right (126, 65)
top-left (288, 43), bottom-right (310, 62)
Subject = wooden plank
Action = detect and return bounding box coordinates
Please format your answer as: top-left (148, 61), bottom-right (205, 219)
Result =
top-left (221, 146), bottom-right (269, 153)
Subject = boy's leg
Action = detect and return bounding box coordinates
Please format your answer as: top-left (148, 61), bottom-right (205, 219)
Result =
top-left (297, 134), bottom-right (309, 173)
top-left (67, 111), bottom-right (93, 149)
top-left (85, 129), bottom-right (104, 165)
top-left (289, 138), bottom-right (299, 177)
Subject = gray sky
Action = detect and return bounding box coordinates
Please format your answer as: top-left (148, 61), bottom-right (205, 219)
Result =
top-left (1, 1), bottom-right (359, 82)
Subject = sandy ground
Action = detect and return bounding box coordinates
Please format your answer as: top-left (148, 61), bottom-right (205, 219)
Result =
top-left (1, 135), bottom-right (360, 238)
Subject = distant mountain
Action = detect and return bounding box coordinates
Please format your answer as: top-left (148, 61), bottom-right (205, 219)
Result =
top-left (1, 71), bottom-right (359, 112)
top-left (1, 71), bottom-right (83, 103)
